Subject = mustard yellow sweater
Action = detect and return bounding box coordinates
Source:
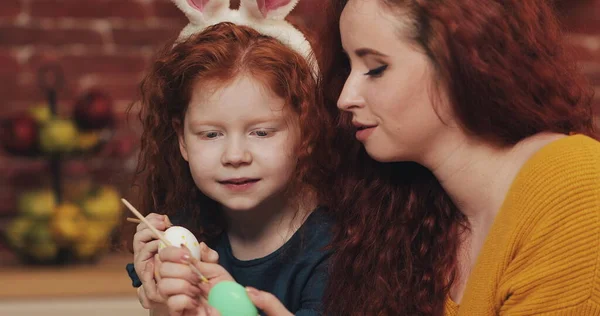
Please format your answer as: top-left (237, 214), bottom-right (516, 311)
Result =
top-left (445, 134), bottom-right (600, 316)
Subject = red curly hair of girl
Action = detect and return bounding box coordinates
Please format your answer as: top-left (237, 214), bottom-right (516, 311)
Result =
top-left (314, 0), bottom-right (595, 314)
top-left (125, 22), bottom-right (331, 245)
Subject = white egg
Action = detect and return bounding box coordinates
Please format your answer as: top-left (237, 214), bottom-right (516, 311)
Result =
top-left (158, 226), bottom-right (201, 260)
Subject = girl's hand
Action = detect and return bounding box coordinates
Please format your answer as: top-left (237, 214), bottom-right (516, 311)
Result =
top-left (199, 288), bottom-right (293, 316)
top-left (246, 287), bottom-right (293, 316)
top-left (137, 258), bottom-right (165, 308)
top-left (133, 213), bottom-right (171, 307)
top-left (157, 244), bottom-right (234, 315)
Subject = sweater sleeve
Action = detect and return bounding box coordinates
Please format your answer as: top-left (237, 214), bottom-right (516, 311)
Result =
top-left (497, 142), bottom-right (600, 315)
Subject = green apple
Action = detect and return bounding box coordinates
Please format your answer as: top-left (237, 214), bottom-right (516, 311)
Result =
top-left (17, 190), bottom-right (56, 219)
top-left (25, 223), bottom-right (58, 261)
top-left (28, 103), bottom-right (52, 124)
top-left (73, 221), bottom-right (111, 259)
top-left (5, 217), bottom-right (33, 249)
top-left (50, 203), bottom-right (85, 244)
top-left (40, 119), bottom-right (79, 153)
top-left (82, 186), bottom-right (122, 220)
top-left (76, 131), bottom-right (100, 152)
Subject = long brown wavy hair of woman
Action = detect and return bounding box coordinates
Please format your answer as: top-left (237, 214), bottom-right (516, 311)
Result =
top-left (314, 0), bottom-right (595, 314)
top-left (123, 22), bottom-right (332, 247)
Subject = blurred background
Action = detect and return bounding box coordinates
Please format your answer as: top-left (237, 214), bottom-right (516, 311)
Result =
top-left (0, 0), bottom-right (598, 315)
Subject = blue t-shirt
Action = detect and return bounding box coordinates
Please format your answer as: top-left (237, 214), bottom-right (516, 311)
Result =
top-left (213, 207), bottom-right (332, 316)
top-left (126, 207), bottom-right (332, 315)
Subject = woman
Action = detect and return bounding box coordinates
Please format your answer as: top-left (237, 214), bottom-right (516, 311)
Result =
top-left (317, 0), bottom-right (600, 315)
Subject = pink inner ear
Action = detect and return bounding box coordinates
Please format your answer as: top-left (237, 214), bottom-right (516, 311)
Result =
top-left (257, 0), bottom-right (291, 17)
top-left (187, 0), bottom-right (211, 11)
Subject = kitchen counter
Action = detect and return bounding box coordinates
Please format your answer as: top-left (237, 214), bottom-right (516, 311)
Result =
top-left (0, 251), bottom-right (148, 316)
top-left (0, 251), bottom-right (136, 299)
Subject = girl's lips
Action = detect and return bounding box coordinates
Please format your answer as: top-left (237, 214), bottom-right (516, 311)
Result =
top-left (219, 179), bottom-right (260, 192)
top-left (219, 178), bottom-right (259, 184)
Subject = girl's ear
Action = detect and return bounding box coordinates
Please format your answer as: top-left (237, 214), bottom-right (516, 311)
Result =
top-left (171, 0), bottom-right (230, 26)
top-left (172, 118), bottom-right (189, 162)
top-left (239, 0), bottom-right (299, 20)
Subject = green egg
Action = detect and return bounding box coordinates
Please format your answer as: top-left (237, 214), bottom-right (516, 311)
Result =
top-left (208, 281), bottom-right (258, 316)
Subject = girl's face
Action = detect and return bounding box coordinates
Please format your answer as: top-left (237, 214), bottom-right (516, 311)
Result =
top-left (337, 0), bottom-right (454, 163)
top-left (178, 75), bottom-right (300, 213)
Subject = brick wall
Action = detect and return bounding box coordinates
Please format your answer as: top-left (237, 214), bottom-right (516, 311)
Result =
top-left (0, 0), bottom-right (598, 221)
top-left (0, 0), bottom-right (191, 223)
top-left (559, 0), bottom-right (600, 125)
top-left (0, 0), bottom-right (322, 232)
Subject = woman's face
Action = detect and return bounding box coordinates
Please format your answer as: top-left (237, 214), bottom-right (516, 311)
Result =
top-left (338, 0), bottom-right (453, 163)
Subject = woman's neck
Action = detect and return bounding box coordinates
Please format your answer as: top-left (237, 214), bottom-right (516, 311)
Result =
top-left (421, 131), bottom-right (565, 303)
top-left (425, 135), bottom-right (513, 229)
top-left (223, 191), bottom-right (316, 261)
top-left (424, 131), bottom-right (564, 230)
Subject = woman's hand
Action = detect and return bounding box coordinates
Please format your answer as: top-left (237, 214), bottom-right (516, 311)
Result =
top-left (157, 243), bottom-right (233, 315)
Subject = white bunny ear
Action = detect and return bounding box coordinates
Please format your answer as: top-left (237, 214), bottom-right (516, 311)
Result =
top-left (171, 0), bottom-right (230, 25)
top-left (240, 0), bottom-right (299, 20)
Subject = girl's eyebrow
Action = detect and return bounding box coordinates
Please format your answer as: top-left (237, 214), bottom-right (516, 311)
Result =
top-left (189, 116), bottom-right (282, 128)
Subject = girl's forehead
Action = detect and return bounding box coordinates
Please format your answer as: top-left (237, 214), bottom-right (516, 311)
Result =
top-left (186, 76), bottom-right (296, 124)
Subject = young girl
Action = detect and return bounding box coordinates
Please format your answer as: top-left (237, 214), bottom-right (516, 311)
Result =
top-left (126, 0), bottom-right (333, 315)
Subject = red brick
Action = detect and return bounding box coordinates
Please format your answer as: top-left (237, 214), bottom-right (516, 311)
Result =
top-left (81, 74), bottom-right (145, 102)
top-left (28, 53), bottom-right (149, 81)
top-left (112, 26), bottom-right (181, 47)
top-left (30, 0), bottom-right (147, 19)
top-left (560, 1), bottom-right (600, 34)
top-left (150, 0), bottom-right (241, 19)
top-left (0, 26), bottom-right (103, 47)
top-left (0, 75), bottom-right (37, 104)
top-left (0, 51), bottom-right (19, 75)
top-left (581, 61), bottom-right (600, 86)
top-left (567, 40), bottom-right (599, 61)
top-left (150, 0), bottom-right (187, 20)
top-left (0, 0), bottom-right (21, 19)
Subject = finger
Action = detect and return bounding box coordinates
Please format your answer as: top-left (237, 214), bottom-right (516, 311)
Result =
top-left (133, 228), bottom-right (161, 254)
top-left (134, 228), bottom-right (163, 247)
top-left (135, 239), bottom-right (160, 264)
top-left (166, 294), bottom-right (199, 315)
top-left (137, 286), bottom-right (152, 309)
top-left (158, 277), bottom-right (203, 298)
top-left (154, 253), bottom-right (162, 282)
top-left (159, 261), bottom-right (202, 285)
top-left (136, 213), bottom-right (165, 231)
top-left (194, 261), bottom-right (232, 280)
top-left (245, 287), bottom-right (292, 316)
top-left (141, 261), bottom-right (165, 304)
top-left (159, 245), bottom-right (191, 264)
top-left (136, 214), bottom-right (168, 232)
top-left (205, 305), bottom-right (221, 316)
top-left (164, 214), bottom-right (173, 227)
top-left (199, 242), bottom-right (219, 263)
top-left (140, 261), bottom-right (155, 285)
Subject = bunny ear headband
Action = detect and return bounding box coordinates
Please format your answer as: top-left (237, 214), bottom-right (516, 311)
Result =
top-left (172, 0), bottom-right (319, 77)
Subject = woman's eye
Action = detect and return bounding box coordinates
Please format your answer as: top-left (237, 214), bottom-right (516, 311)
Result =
top-left (364, 64), bottom-right (388, 77)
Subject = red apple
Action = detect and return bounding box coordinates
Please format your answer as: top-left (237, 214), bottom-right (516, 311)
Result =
top-left (0, 113), bottom-right (39, 155)
top-left (73, 90), bottom-right (115, 130)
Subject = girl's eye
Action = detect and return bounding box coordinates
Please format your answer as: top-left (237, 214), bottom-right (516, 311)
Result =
top-left (253, 130), bottom-right (272, 137)
top-left (200, 131), bottom-right (221, 139)
top-left (364, 64), bottom-right (388, 77)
